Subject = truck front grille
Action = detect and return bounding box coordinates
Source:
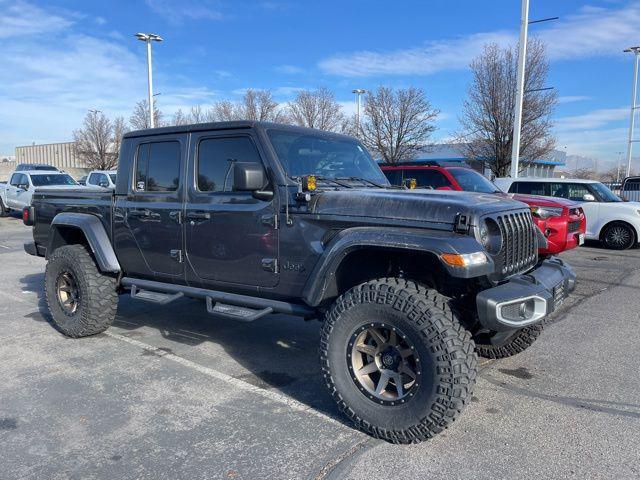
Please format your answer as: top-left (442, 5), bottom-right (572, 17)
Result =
top-left (493, 211), bottom-right (538, 276)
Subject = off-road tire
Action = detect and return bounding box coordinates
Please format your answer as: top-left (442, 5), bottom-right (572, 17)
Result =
top-left (320, 278), bottom-right (477, 444)
top-left (601, 222), bottom-right (636, 250)
top-left (45, 244), bottom-right (117, 337)
top-left (0, 198), bottom-right (8, 217)
top-left (475, 324), bottom-right (543, 359)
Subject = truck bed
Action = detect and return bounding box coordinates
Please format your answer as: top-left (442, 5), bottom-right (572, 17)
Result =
top-left (31, 188), bottom-right (114, 254)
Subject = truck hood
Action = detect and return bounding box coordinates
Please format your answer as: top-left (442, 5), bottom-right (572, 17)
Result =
top-left (309, 188), bottom-right (528, 225)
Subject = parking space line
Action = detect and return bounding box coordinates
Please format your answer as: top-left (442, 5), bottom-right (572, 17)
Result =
top-left (104, 330), bottom-right (351, 430)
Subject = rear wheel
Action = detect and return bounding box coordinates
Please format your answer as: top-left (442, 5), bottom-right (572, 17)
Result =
top-left (320, 278), bottom-right (477, 444)
top-left (45, 244), bottom-right (117, 337)
top-left (474, 324), bottom-right (543, 359)
top-left (602, 222), bottom-right (635, 250)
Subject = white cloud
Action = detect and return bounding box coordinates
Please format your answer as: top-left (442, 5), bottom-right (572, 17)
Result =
top-left (558, 95), bottom-right (591, 104)
top-left (145, 0), bottom-right (224, 23)
top-left (319, 31), bottom-right (515, 77)
top-left (319, 1), bottom-right (640, 77)
top-left (555, 107), bottom-right (628, 131)
top-left (0, 0), bottom-right (72, 38)
top-left (275, 64), bottom-right (305, 74)
top-left (541, 4), bottom-right (640, 60)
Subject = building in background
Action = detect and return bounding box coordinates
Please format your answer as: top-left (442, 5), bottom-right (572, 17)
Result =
top-left (405, 143), bottom-right (566, 179)
top-left (1, 142), bottom-right (91, 181)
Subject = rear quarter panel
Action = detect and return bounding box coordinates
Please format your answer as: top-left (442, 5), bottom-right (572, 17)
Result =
top-left (32, 188), bottom-right (114, 251)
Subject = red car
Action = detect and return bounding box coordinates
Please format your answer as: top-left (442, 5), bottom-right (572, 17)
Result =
top-left (381, 164), bottom-right (586, 256)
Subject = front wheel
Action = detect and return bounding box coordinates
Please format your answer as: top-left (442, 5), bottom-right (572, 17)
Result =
top-left (602, 222), bottom-right (635, 250)
top-left (45, 244), bottom-right (117, 337)
top-left (0, 198), bottom-right (8, 217)
top-left (320, 278), bottom-right (477, 444)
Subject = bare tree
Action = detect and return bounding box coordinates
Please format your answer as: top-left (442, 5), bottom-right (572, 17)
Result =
top-left (171, 108), bottom-right (189, 126)
top-left (459, 39), bottom-right (557, 177)
top-left (206, 99), bottom-right (239, 122)
top-left (130, 99), bottom-right (164, 130)
top-left (287, 87), bottom-right (344, 131)
top-left (359, 86), bottom-right (439, 163)
top-left (73, 111), bottom-right (124, 170)
top-left (112, 116), bottom-right (129, 162)
top-left (189, 105), bottom-right (206, 123)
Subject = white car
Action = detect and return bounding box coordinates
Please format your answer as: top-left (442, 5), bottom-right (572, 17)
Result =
top-left (0, 170), bottom-right (79, 215)
top-left (494, 177), bottom-right (640, 250)
top-left (86, 170), bottom-right (117, 189)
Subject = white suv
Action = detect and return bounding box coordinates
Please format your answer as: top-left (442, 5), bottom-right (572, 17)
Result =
top-left (495, 177), bottom-right (640, 250)
top-left (86, 170), bottom-right (117, 189)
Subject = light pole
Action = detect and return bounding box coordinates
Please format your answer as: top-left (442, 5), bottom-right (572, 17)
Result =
top-left (615, 151), bottom-right (624, 182)
top-left (510, 0), bottom-right (530, 179)
top-left (624, 46), bottom-right (640, 177)
top-left (352, 89), bottom-right (366, 131)
top-left (88, 109), bottom-right (102, 115)
top-left (135, 32), bottom-right (163, 128)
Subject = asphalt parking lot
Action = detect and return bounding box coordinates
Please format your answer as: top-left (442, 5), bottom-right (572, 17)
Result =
top-left (1, 214), bottom-right (639, 479)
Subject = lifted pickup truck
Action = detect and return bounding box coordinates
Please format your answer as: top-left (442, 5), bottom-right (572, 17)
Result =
top-left (25, 121), bottom-right (575, 444)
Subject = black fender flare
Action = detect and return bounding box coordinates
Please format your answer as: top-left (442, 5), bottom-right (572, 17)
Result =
top-left (301, 226), bottom-right (493, 306)
top-left (48, 212), bottom-right (120, 273)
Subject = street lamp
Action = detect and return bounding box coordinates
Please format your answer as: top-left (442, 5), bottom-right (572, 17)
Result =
top-left (624, 46), bottom-right (640, 177)
top-left (135, 32), bottom-right (163, 128)
top-left (352, 89), bottom-right (366, 131)
top-left (88, 109), bottom-right (102, 114)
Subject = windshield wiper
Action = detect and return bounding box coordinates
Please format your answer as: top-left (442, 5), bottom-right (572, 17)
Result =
top-left (335, 176), bottom-right (402, 189)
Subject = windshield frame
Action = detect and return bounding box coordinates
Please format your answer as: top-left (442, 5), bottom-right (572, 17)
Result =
top-left (589, 182), bottom-right (622, 202)
top-left (447, 167), bottom-right (501, 194)
top-left (265, 128), bottom-right (389, 187)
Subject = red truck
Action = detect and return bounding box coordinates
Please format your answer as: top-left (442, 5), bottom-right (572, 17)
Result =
top-left (381, 164), bottom-right (586, 256)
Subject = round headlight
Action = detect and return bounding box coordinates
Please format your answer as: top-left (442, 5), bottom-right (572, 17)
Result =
top-left (479, 218), bottom-right (502, 254)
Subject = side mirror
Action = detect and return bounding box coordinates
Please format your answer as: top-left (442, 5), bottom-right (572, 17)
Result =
top-left (18, 184), bottom-right (28, 191)
top-left (98, 181), bottom-right (108, 188)
top-left (583, 193), bottom-right (596, 202)
top-left (233, 162), bottom-right (267, 192)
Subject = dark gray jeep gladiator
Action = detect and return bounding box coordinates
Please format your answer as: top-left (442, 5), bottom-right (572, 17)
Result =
top-left (24, 121), bottom-right (575, 443)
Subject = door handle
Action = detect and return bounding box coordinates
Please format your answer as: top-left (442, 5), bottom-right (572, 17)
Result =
top-left (128, 209), bottom-right (151, 218)
top-left (185, 211), bottom-right (211, 221)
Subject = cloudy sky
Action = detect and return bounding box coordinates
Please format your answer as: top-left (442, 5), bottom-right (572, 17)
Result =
top-left (1, 0), bottom-right (639, 168)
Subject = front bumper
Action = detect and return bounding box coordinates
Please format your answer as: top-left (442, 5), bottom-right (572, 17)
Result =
top-left (476, 257), bottom-right (576, 331)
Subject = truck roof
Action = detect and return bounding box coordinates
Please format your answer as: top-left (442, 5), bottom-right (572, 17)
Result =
top-left (123, 120), bottom-right (356, 141)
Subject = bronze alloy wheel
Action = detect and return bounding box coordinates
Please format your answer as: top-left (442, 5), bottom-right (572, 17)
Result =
top-left (56, 271), bottom-right (80, 315)
top-left (347, 323), bottom-right (421, 406)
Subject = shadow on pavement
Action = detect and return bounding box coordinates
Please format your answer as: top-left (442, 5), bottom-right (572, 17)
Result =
top-left (19, 271), bottom-right (347, 426)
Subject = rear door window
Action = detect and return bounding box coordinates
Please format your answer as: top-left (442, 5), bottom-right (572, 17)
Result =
top-left (382, 169), bottom-right (402, 186)
top-left (135, 141), bottom-right (181, 192)
top-left (548, 183), bottom-right (590, 201)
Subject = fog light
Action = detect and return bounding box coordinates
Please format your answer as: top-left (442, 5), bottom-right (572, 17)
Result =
top-left (501, 299), bottom-right (536, 321)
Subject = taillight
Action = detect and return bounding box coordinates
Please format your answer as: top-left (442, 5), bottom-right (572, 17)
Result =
top-left (22, 206), bottom-right (34, 226)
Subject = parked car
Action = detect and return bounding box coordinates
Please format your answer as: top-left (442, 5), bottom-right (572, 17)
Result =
top-left (77, 175), bottom-right (88, 186)
top-left (380, 164), bottom-right (586, 256)
top-left (24, 121), bottom-right (575, 444)
top-left (495, 177), bottom-right (640, 250)
top-left (0, 170), bottom-right (78, 215)
top-left (621, 176), bottom-right (640, 202)
top-left (15, 163), bottom-right (60, 172)
top-left (85, 170), bottom-right (117, 189)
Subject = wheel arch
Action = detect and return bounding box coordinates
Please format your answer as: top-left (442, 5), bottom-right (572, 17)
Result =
top-left (48, 212), bottom-right (120, 273)
top-left (598, 219), bottom-right (638, 244)
top-left (302, 227), bottom-right (491, 307)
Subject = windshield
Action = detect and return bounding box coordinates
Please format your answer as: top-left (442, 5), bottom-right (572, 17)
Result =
top-left (109, 174), bottom-right (117, 183)
top-left (30, 174), bottom-right (77, 187)
top-left (447, 168), bottom-right (499, 194)
top-left (590, 182), bottom-right (621, 202)
top-left (266, 129), bottom-right (389, 185)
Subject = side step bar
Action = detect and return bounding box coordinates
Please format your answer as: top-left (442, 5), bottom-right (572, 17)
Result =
top-left (130, 285), bottom-right (184, 305)
top-left (121, 277), bottom-right (315, 320)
